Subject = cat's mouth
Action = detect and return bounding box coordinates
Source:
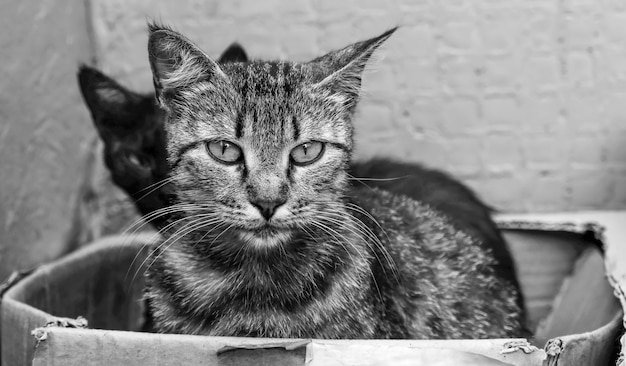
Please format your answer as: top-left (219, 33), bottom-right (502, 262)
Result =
top-left (237, 225), bottom-right (293, 247)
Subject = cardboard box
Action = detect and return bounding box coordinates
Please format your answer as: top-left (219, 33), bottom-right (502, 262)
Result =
top-left (1, 213), bottom-right (624, 366)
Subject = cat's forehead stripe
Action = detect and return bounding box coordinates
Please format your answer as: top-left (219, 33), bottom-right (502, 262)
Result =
top-left (230, 61), bottom-right (302, 143)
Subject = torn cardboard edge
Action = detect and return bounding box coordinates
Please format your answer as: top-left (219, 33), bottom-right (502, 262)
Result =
top-left (29, 327), bottom-right (541, 366)
top-left (498, 211), bottom-right (626, 365)
top-left (496, 219), bottom-right (606, 252)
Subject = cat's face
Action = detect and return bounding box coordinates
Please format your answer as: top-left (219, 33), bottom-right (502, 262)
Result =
top-left (148, 24), bottom-right (395, 247)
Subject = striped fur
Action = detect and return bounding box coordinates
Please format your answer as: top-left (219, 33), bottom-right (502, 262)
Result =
top-left (143, 23), bottom-right (524, 339)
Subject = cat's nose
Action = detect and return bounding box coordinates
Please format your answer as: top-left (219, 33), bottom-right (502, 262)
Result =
top-left (251, 198), bottom-right (286, 220)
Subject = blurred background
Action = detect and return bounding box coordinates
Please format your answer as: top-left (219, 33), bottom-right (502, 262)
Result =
top-left (1, 0), bottom-right (626, 280)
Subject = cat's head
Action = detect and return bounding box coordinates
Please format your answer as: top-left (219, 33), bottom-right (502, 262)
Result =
top-left (78, 43), bottom-right (249, 217)
top-left (147, 23), bottom-right (395, 247)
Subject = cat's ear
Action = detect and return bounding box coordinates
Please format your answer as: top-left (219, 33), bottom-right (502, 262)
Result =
top-left (218, 42), bottom-right (248, 63)
top-left (77, 65), bottom-right (138, 119)
top-left (148, 23), bottom-right (226, 98)
top-left (310, 27), bottom-right (397, 104)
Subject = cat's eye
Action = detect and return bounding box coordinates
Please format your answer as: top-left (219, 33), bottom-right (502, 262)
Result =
top-left (125, 152), bottom-right (152, 170)
top-left (290, 141), bottom-right (325, 166)
top-left (206, 140), bottom-right (243, 164)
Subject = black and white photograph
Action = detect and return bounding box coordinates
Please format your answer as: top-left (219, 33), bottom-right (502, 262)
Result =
top-left (1, 1), bottom-right (625, 365)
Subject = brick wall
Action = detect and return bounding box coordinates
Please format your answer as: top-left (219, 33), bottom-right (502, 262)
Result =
top-left (0, 0), bottom-right (624, 283)
top-left (90, 0), bottom-right (626, 213)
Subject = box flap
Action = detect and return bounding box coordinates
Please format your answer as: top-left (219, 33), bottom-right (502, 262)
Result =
top-left (30, 328), bottom-right (544, 366)
top-left (497, 211), bottom-right (626, 364)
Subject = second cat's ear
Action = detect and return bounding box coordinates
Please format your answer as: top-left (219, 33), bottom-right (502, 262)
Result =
top-left (78, 65), bottom-right (136, 119)
top-left (148, 23), bottom-right (226, 96)
top-left (218, 42), bottom-right (248, 63)
top-left (310, 28), bottom-right (397, 105)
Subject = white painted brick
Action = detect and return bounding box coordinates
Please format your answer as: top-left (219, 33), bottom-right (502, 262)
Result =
top-left (478, 6), bottom-right (524, 55)
top-left (523, 8), bottom-right (559, 54)
top-left (353, 103), bottom-right (396, 142)
top-left (568, 169), bottom-right (614, 208)
top-left (605, 132), bottom-right (626, 167)
top-left (362, 61), bottom-right (401, 102)
top-left (522, 55), bottom-right (561, 94)
top-left (569, 135), bottom-right (606, 168)
top-left (439, 22), bottom-right (479, 54)
top-left (605, 93), bottom-right (626, 131)
top-left (277, 24), bottom-right (319, 60)
top-left (526, 173), bottom-right (569, 212)
top-left (395, 60), bottom-right (440, 96)
top-left (310, 0), bottom-right (358, 23)
top-left (445, 137), bottom-right (483, 177)
top-left (396, 1), bottom-right (435, 23)
top-left (598, 47), bottom-right (626, 88)
top-left (390, 24), bottom-right (437, 62)
top-left (520, 96), bottom-right (562, 134)
top-left (607, 170), bottom-right (626, 208)
top-left (483, 96), bottom-right (520, 132)
top-left (401, 139), bottom-right (448, 168)
top-left (563, 15), bottom-right (597, 51)
top-left (396, 97), bottom-right (442, 137)
top-left (606, 0), bottom-right (626, 12)
top-left (562, 0), bottom-right (600, 15)
top-left (481, 55), bottom-right (520, 95)
top-left (564, 91), bottom-right (605, 133)
top-left (440, 97), bottom-right (483, 135)
top-left (89, 0), bottom-right (626, 212)
top-left (482, 134), bottom-right (523, 175)
top-left (468, 173), bottom-right (530, 211)
top-left (522, 136), bottom-right (568, 171)
top-left (604, 12), bottom-right (626, 44)
top-left (565, 51), bottom-right (595, 89)
top-left (439, 55), bottom-right (479, 96)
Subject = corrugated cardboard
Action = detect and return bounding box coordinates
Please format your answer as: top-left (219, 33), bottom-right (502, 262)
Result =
top-left (2, 213), bottom-right (624, 366)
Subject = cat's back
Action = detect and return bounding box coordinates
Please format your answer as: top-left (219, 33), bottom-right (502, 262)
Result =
top-left (350, 187), bottom-right (524, 339)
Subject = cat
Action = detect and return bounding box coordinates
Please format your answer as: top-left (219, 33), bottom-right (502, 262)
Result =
top-left (126, 23), bottom-right (526, 339)
top-left (78, 51), bottom-right (524, 317)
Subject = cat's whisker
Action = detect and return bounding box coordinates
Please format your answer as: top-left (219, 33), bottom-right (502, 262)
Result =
top-left (315, 209), bottom-right (398, 283)
top-left (346, 173), bottom-right (376, 193)
top-left (348, 175), bottom-right (411, 182)
top-left (190, 220), bottom-right (228, 249)
top-left (134, 175), bottom-right (178, 194)
top-left (129, 214), bottom-right (221, 285)
top-left (141, 215), bottom-right (224, 280)
top-left (124, 203), bottom-right (210, 280)
top-left (308, 218), bottom-right (385, 305)
top-left (122, 202), bottom-right (203, 236)
top-left (208, 223), bottom-right (235, 247)
top-left (321, 204), bottom-right (399, 283)
top-left (343, 203), bottom-right (396, 261)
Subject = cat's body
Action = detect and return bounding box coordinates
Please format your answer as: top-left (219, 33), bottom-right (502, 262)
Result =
top-left (79, 25), bottom-right (524, 339)
top-left (349, 159), bottom-right (523, 311)
top-left (148, 186), bottom-right (520, 338)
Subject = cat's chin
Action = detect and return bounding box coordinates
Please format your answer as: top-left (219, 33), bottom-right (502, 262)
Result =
top-left (236, 227), bottom-right (293, 248)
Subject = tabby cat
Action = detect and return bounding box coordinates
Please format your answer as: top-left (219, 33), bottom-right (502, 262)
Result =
top-left (78, 58), bottom-right (524, 320)
top-left (82, 24), bottom-right (525, 339)
top-left (142, 23), bottom-right (524, 338)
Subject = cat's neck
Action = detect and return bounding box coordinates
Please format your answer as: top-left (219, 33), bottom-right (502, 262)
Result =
top-left (150, 210), bottom-right (374, 304)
